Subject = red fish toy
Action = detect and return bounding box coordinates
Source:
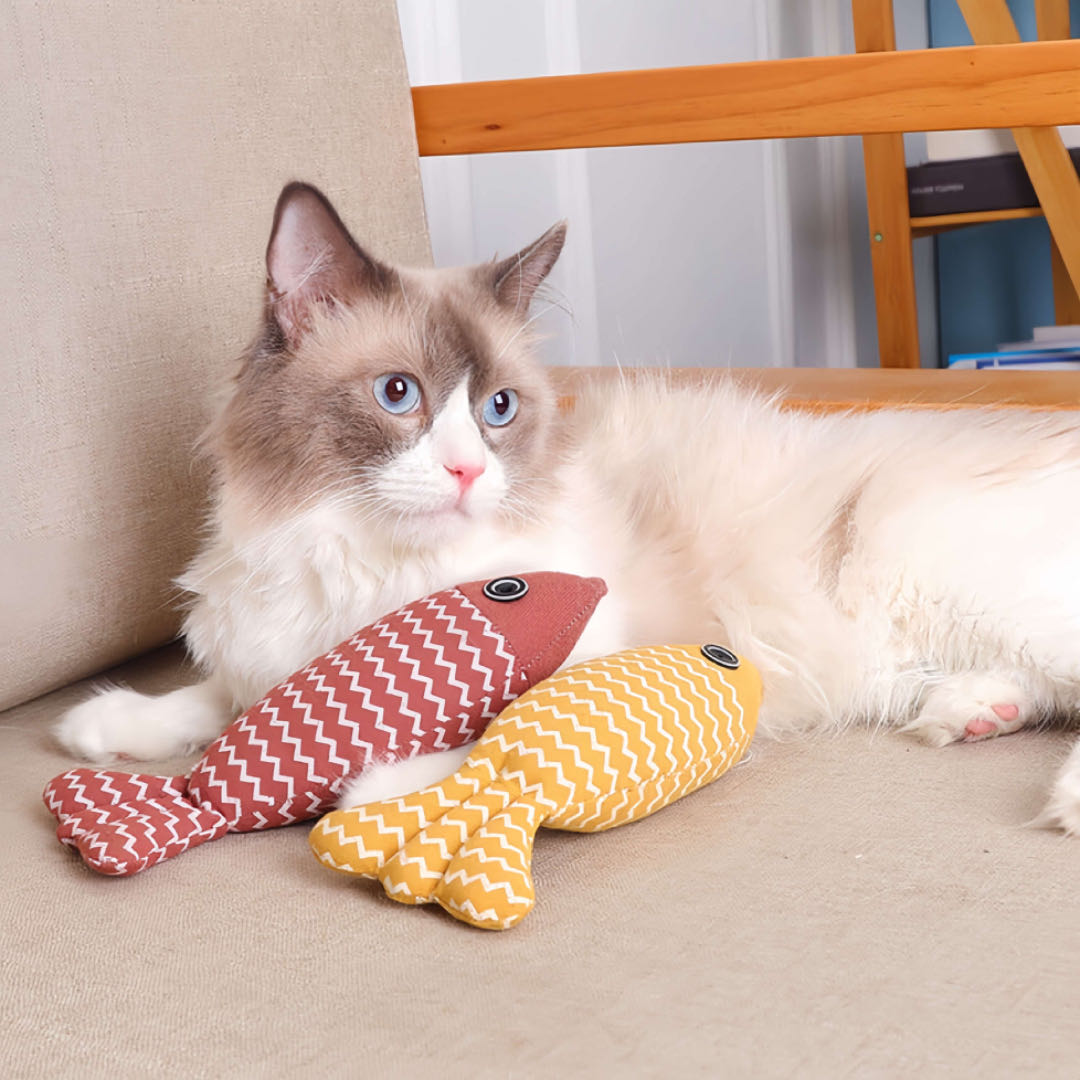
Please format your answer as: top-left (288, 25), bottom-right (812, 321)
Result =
top-left (43, 572), bottom-right (606, 876)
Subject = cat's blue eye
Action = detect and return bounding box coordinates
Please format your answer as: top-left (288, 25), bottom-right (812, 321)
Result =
top-left (483, 388), bottom-right (518, 427)
top-left (373, 373), bottom-right (421, 415)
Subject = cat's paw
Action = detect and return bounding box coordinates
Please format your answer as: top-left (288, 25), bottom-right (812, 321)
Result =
top-left (1035, 741), bottom-right (1080, 835)
top-left (55, 682), bottom-right (231, 763)
top-left (900, 674), bottom-right (1033, 747)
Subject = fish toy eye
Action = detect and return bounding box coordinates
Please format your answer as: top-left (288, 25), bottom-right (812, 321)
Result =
top-left (483, 576), bottom-right (530, 602)
top-left (701, 644), bottom-right (740, 670)
top-left (374, 373), bottom-right (421, 415)
top-left (483, 389), bottom-right (519, 427)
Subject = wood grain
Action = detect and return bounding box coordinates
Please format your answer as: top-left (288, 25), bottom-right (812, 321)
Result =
top-left (548, 367), bottom-right (1080, 414)
top-left (852, 0), bottom-right (919, 369)
top-left (1034, 0), bottom-right (1077, 326)
top-left (957, 0), bottom-right (1080, 297)
top-left (910, 207), bottom-right (1044, 237)
top-left (859, 133), bottom-right (920, 368)
top-left (412, 40), bottom-right (1080, 156)
top-left (1035, 0), bottom-right (1071, 41)
top-left (1051, 237), bottom-right (1080, 323)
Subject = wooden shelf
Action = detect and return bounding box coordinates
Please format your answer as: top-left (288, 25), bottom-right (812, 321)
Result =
top-left (910, 206), bottom-right (1044, 237)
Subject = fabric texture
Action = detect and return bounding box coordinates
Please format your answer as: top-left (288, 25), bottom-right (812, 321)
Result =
top-left (0, 0), bottom-right (431, 711)
top-left (41, 573), bottom-right (606, 875)
top-left (4, 647), bottom-right (1080, 1078)
top-left (310, 644), bottom-right (760, 929)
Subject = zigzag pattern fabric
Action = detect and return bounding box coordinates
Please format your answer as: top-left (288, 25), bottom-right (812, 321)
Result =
top-left (309, 643), bottom-right (761, 930)
top-left (43, 572), bottom-right (607, 877)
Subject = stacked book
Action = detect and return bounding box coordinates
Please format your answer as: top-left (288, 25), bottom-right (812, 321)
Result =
top-left (948, 325), bottom-right (1080, 370)
top-left (908, 127), bottom-right (1080, 217)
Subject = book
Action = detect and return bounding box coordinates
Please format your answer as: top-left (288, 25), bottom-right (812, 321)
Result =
top-left (925, 126), bottom-right (1080, 162)
top-left (948, 350), bottom-right (1080, 370)
top-left (1033, 324), bottom-right (1080, 345)
top-left (998, 327), bottom-right (1080, 351)
top-left (907, 149), bottom-right (1080, 217)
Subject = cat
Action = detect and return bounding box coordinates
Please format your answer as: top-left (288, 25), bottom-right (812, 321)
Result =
top-left (55, 181), bottom-right (1080, 832)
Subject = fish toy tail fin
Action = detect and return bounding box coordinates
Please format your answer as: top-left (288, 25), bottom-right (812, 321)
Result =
top-left (307, 759), bottom-right (497, 879)
top-left (42, 768), bottom-right (229, 876)
top-left (429, 798), bottom-right (545, 930)
top-left (309, 758), bottom-right (547, 929)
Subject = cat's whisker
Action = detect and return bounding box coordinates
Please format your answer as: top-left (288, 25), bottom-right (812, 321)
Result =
top-left (534, 281), bottom-right (574, 321)
top-left (493, 301), bottom-right (561, 361)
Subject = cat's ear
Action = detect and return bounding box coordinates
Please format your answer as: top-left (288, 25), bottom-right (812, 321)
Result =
top-left (265, 182), bottom-right (389, 348)
top-left (487, 221), bottom-right (567, 315)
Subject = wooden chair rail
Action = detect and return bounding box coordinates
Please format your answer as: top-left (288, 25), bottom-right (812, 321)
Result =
top-left (411, 26), bottom-right (1080, 396)
top-left (550, 367), bottom-right (1080, 414)
top-left (412, 39), bottom-right (1080, 157)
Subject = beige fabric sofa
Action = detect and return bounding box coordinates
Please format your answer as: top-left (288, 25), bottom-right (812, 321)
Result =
top-left (3, 4), bottom-right (1078, 1077)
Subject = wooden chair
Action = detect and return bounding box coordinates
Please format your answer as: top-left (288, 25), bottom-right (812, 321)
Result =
top-left (857, 0), bottom-right (1080, 367)
top-left (408, 0), bottom-right (1080, 411)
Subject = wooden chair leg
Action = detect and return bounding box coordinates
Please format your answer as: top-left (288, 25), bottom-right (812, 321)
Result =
top-left (957, 0), bottom-right (1080, 303)
top-left (852, 0), bottom-right (920, 368)
top-left (1034, 1), bottom-right (1077, 325)
top-left (1034, 0), bottom-right (1071, 41)
top-left (1052, 238), bottom-right (1080, 324)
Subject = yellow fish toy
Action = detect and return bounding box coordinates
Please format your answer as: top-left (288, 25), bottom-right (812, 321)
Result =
top-left (309, 643), bottom-right (761, 930)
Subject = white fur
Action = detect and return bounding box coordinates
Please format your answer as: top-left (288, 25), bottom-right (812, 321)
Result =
top-left (1042, 741), bottom-right (1080, 835)
top-left (55, 680), bottom-right (231, 764)
top-left (371, 379), bottom-right (507, 534)
top-left (55, 375), bottom-right (1080, 831)
top-left (337, 745), bottom-right (472, 809)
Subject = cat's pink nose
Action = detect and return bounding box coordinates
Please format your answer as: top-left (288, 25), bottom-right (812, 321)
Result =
top-left (445, 462), bottom-right (485, 494)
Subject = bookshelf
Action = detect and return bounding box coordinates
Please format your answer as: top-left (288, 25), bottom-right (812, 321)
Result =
top-left (910, 207), bottom-right (1044, 236)
top-left (410, 4), bottom-right (1080, 381)
top-left (855, 0), bottom-right (1080, 365)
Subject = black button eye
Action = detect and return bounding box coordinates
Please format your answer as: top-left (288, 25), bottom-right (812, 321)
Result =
top-left (701, 644), bottom-right (739, 669)
top-left (483, 576), bottom-right (529, 602)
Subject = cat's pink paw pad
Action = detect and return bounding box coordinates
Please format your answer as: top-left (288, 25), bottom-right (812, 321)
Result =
top-left (963, 703), bottom-right (1022, 740)
top-left (902, 677), bottom-right (1032, 747)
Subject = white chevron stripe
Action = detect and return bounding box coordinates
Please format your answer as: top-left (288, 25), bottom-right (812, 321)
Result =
top-left (403, 602), bottom-right (473, 711)
top-left (378, 617), bottom-right (453, 742)
top-left (274, 681), bottom-right (332, 788)
top-left (650, 650), bottom-right (741, 751)
top-left (441, 866), bottom-right (531, 901)
top-left (313, 818), bottom-right (397, 869)
top-left (438, 895), bottom-right (521, 928)
top-left (498, 714), bottom-right (606, 798)
top-left (385, 849), bottom-right (444, 880)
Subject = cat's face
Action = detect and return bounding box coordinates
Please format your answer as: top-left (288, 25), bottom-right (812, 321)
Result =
top-left (218, 183), bottom-right (566, 549)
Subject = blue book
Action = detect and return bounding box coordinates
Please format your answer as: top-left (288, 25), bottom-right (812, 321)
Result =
top-left (947, 350), bottom-right (1080, 370)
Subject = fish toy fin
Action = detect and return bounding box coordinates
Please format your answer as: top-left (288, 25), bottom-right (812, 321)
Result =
top-left (42, 768), bottom-right (228, 876)
top-left (310, 754), bottom-right (547, 929)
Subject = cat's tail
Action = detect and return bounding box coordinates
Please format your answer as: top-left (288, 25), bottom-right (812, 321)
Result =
top-left (309, 758), bottom-right (547, 930)
top-left (43, 768), bottom-right (229, 876)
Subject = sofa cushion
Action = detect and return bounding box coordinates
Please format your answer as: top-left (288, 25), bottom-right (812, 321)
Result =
top-left (3, 647), bottom-right (1079, 1075)
top-left (0, 0), bottom-right (430, 711)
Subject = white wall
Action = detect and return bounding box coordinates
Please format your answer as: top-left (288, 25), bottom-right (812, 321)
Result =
top-left (396, 0), bottom-right (935, 369)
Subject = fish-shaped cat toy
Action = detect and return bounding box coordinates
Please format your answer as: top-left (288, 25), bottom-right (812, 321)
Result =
top-left (309, 642), bottom-right (761, 930)
top-left (43, 572), bottom-right (607, 876)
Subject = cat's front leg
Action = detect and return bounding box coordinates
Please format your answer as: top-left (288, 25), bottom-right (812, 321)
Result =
top-left (899, 672), bottom-right (1039, 747)
top-left (55, 677), bottom-right (234, 763)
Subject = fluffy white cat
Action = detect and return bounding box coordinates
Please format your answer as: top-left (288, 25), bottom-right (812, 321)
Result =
top-left (55, 182), bottom-right (1080, 831)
